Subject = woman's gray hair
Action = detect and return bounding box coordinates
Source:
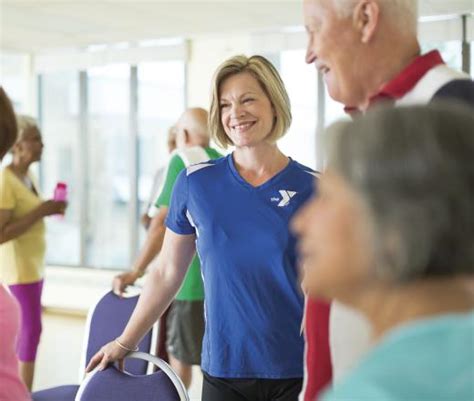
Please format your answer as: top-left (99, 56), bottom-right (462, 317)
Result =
top-left (16, 115), bottom-right (39, 142)
top-left (326, 103), bottom-right (474, 282)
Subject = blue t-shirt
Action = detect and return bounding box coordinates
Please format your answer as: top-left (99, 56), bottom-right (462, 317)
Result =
top-left (166, 154), bottom-right (317, 378)
top-left (322, 312), bottom-right (474, 401)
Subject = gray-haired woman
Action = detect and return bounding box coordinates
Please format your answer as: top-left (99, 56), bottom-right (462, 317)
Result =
top-left (0, 116), bottom-right (67, 390)
top-left (292, 103), bottom-right (474, 401)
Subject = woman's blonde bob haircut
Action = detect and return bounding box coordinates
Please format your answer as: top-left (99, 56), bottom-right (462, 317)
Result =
top-left (209, 55), bottom-right (292, 149)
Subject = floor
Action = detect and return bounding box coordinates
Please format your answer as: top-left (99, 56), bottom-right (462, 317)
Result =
top-left (34, 312), bottom-right (203, 400)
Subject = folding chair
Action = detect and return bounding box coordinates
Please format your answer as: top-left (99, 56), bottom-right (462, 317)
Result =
top-left (33, 289), bottom-right (159, 401)
top-left (75, 351), bottom-right (189, 401)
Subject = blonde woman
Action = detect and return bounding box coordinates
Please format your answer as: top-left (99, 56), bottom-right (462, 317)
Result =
top-left (87, 55), bottom-right (319, 400)
top-left (0, 116), bottom-right (67, 390)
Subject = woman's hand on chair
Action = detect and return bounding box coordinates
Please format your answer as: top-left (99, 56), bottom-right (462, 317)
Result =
top-left (112, 271), bottom-right (141, 297)
top-left (85, 340), bottom-right (129, 373)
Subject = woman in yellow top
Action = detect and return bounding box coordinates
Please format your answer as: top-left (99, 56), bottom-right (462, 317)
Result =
top-left (0, 116), bottom-right (67, 390)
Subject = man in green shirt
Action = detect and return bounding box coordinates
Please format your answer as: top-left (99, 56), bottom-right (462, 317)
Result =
top-left (112, 107), bottom-right (222, 388)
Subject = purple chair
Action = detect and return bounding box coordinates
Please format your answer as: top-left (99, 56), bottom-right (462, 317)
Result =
top-left (32, 289), bottom-right (159, 401)
top-left (75, 352), bottom-right (188, 401)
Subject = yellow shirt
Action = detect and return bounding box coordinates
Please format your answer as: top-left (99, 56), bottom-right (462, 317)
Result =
top-left (0, 167), bottom-right (46, 285)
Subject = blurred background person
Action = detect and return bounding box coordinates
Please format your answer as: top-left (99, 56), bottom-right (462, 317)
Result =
top-left (0, 87), bottom-right (31, 401)
top-left (90, 55), bottom-right (319, 401)
top-left (0, 116), bottom-right (67, 391)
top-left (112, 107), bottom-right (221, 388)
top-left (141, 126), bottom-right (177, 230)
top-left (292, 103), bottom-right (474, 401)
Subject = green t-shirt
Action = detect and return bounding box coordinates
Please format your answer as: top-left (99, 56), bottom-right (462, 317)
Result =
top-left (155, 146), bottom-right (222, 301)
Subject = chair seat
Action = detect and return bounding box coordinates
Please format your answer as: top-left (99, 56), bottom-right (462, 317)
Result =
top-left (78, 367), bottom-right (180, 401)
top-left (32, 384), bottom-right (79, 401)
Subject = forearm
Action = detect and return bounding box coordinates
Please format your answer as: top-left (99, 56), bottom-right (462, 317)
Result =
top-left (132, 209), bottom-right (166, 276)
top-left (132, 223), bottom-right (165, 276)
top-left (86, 230), bottom-right (196, 373)
top-left (0, 207), bottom-right (44, 244)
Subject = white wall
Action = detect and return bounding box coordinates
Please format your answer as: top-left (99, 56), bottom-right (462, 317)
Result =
top-left (186, 34), bottom-right (252, 108)
top-left (0, 51), bottom-right (37, 115)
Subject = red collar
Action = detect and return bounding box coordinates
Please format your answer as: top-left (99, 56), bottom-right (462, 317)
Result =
top-left (344, 50), bottom-right (445, 114)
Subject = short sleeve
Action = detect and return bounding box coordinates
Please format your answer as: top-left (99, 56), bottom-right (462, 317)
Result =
top-left (155, 154), bottom-right (186, 208)
top-left (165, 169), bottom-right (195, 235)
top-left (0, 169), bottom-right (15, 210)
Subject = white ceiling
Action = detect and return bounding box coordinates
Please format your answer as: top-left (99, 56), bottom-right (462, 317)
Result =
top-left (0, 0), bottom-right (473, 53)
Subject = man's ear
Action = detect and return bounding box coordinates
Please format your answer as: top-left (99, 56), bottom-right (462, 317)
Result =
top-left (353, 0), bottom-right (380, 44)
top-left (183, 129), bottom-right (190, 144)
top-left (12, 142), bottom-right (21, 154)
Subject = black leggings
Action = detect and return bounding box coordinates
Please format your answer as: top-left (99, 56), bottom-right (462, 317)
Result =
top-left (202, 372), bottom-right (303, 401)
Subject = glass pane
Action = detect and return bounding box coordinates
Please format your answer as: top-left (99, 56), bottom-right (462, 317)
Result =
top-left (471, 42), bottom-right (474, 78)
top-left (41, 72), bottom-right (81, 265)
top-left (279, 50), bottom-right (318, 168)
top-left (87, 64), bottom-right (130, 268)
top-left (325, 86), bottom-right (350, 127)
top-left (137, 61), bottom-right (185, 245)
top-left (0, 52), bottom-right (29, 113)
top-left (421, 41), bottom-right (462, 70)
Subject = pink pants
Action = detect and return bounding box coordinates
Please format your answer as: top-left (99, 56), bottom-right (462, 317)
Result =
top-left (8, 280), bottom-right (43, 362)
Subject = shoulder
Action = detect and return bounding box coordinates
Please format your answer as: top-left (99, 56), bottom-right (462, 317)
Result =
top-left (206, 147), bottom-right (224, 159)
top-left (432, 78), bottom-right (474, 107)
top-left (399, 64), bottom-right (470, 106)
top-left (167, 153), bottom-right (186, 170)
top-left (0, 167), bottom-right (14, 184)
top-left (289, 160), bottom-right (321, 183)
top-left (185, 155), bottom-right (227, 178)
top-left (0, 167), bottom-right (10, 177)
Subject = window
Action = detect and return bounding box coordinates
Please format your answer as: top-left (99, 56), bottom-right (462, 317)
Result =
top-left (38, 57), bottom-right (186, 269)
top-left (0, 52), bottom-right (30, 113)
top-left (137, 61), bottom-right (185, 245)
top-left (471, 42), bottom-right (474, 77)
top-left (325, 87), bottom-right (349, 127)
top-left (86, 64), bottom-right (131, 268)
top-left (421, 41), bottom-right (463, 70)
top-left (40, 71), bottom-right (81, 265)
top-left (278, 50), bottom-right (318, 168)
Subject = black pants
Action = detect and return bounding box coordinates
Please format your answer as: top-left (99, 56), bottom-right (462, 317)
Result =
top-left (202, 372), bottom-right (303, 401)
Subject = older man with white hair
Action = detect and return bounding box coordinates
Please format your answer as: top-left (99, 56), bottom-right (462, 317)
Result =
top-left (301, 0), bottom-right (474, 400)
top-left (304, 0), bottom-right (473, 110)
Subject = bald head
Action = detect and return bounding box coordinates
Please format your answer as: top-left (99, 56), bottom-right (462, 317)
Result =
top-left (175, 107), bottom-right (210, 148)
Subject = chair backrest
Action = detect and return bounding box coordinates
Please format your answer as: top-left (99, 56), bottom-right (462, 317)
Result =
top-left (79, 289), bottom-right (158, 378)
top-left (75, 352), bottom-right (189, 401)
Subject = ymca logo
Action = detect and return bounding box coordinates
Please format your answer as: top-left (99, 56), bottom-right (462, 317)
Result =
top-left (271, 190), bottom-right (297, 207)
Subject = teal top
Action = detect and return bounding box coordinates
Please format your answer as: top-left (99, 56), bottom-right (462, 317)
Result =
top-left (155, 147), bottom-right (222, 301)
top-left (322, 311), bottom-right (474, 401)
